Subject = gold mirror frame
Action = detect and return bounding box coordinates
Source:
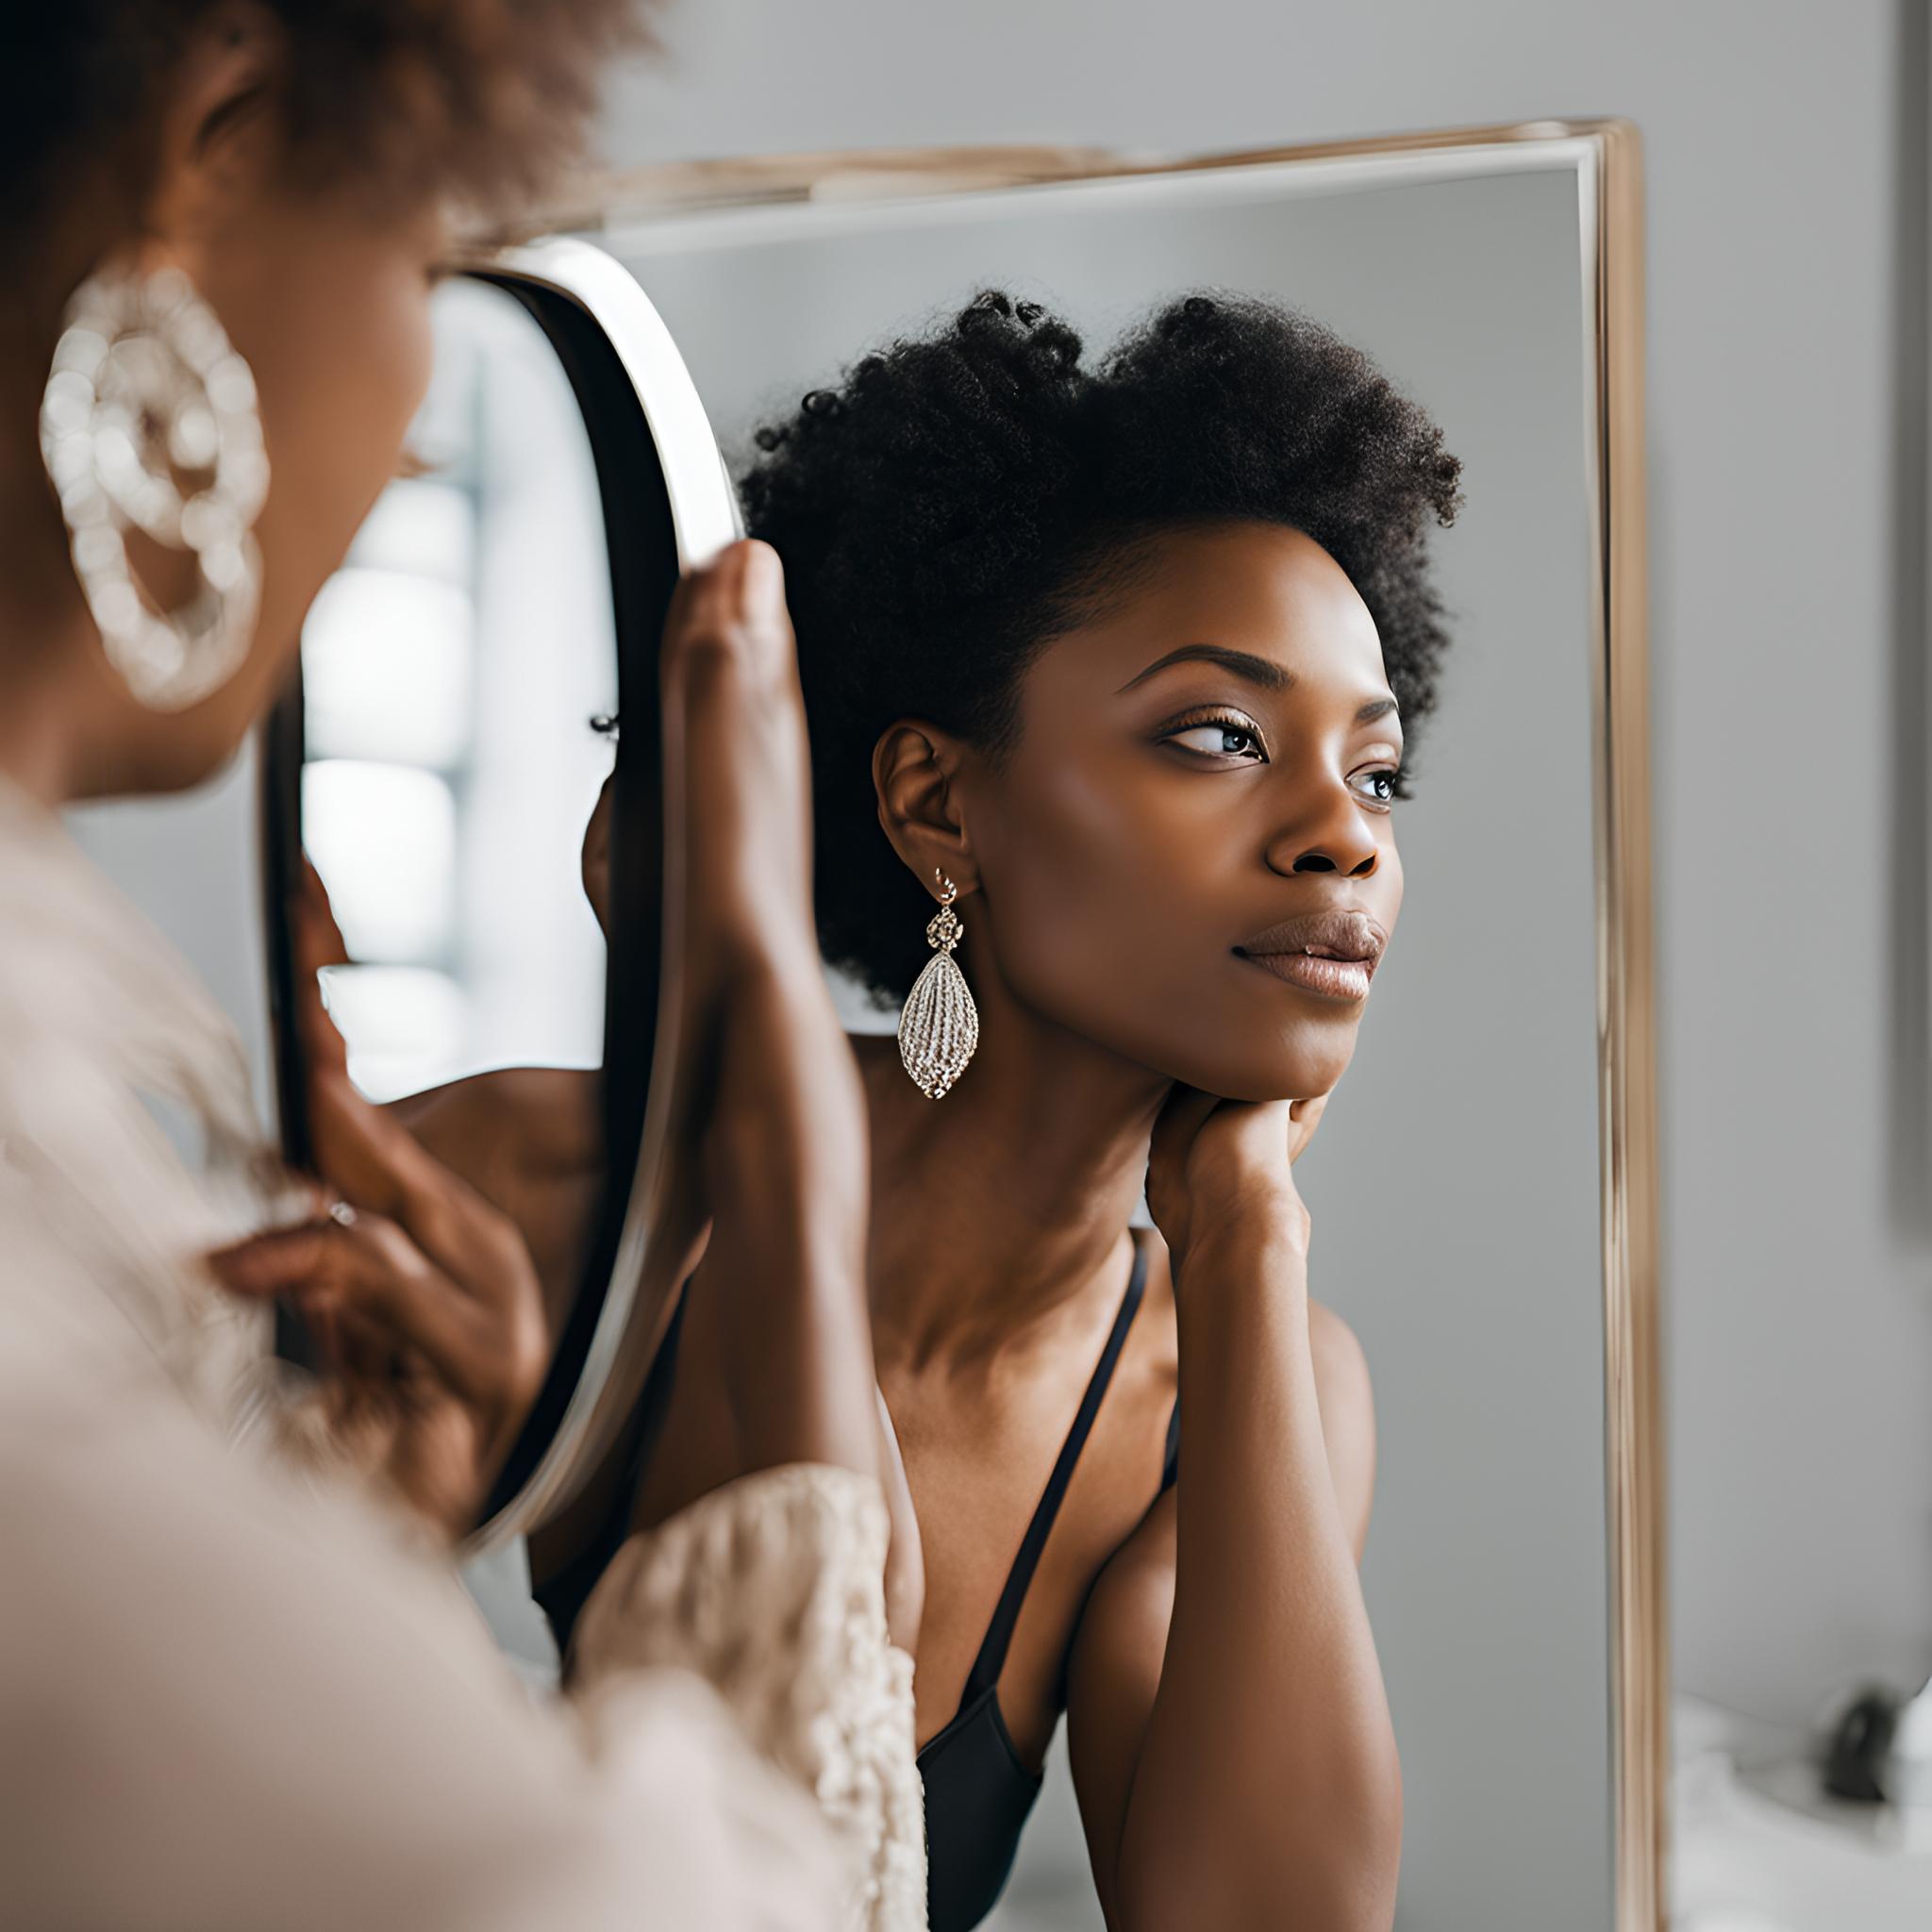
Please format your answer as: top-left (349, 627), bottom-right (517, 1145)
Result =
top-left (497, 120), bottom-right (1661, 1931)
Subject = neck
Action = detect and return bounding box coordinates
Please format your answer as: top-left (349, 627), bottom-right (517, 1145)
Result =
top-left (0, 377), bottom-right (121, 808)
top-left (0, 604), bottom-right (103, 809)
top-left (859, 985), bottom-right (1173, 1371)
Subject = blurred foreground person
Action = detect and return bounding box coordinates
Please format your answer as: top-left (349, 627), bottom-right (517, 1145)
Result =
top-left (0, 8), bottom-right (922, 1928)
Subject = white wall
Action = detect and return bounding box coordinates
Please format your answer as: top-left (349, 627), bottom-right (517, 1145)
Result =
top-left (598, 0), bottom-right (1932, 1740)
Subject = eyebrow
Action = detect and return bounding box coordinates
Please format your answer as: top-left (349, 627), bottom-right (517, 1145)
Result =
top-left (1116, 642), bottom-right (1401, 725)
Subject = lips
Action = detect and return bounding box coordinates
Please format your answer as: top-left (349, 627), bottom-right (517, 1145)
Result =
top-left (1233, 908), bottom-right (1386, 1002)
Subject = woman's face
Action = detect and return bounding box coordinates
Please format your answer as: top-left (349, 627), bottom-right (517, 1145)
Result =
top-left (958, 521), bottom-right (1406, 1104)
top-left (120, 187), bottom-right (442, 791)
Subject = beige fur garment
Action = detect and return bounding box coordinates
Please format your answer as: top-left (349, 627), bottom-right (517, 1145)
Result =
top-left (0, 771), bottom-right (925, 1932)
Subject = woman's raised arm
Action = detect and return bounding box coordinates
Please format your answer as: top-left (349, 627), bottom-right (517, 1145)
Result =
top-left (1065, 1088), bottom-right (1401, 1932)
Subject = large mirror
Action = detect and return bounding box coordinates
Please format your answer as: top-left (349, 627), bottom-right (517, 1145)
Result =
top-left (260, 125), bottom-right (1658, 1932)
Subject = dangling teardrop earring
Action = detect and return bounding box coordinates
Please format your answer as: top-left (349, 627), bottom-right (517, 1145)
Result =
top-left (897, 869), bottom-right (979, 1099)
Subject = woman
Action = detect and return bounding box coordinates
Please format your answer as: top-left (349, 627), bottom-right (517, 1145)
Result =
top-left (0, 6), bottom-right (920, 1927)
top-left (535, 289), bottom-right (1463, 1931)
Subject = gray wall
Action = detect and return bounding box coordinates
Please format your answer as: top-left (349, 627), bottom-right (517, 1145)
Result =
top-left (599, 0), bottom-right (1932, 1740)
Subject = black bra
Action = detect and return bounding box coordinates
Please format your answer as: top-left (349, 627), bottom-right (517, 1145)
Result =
top-left (533, 1224), bottom-right (1179, 1932)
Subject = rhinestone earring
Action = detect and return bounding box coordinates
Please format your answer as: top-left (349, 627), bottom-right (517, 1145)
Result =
top-left (897, 869), bottom-right (980, 1099)
top-left (39, 261), bottom-right (270, 711)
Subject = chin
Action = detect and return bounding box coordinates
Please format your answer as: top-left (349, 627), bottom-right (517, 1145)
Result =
top-left (118, 709), bottom-right (257, 800)
top-left (1171, 1030), bottom-right (1359, 1107)
top-left (1183, 1067), bottom-right (1331, 1107)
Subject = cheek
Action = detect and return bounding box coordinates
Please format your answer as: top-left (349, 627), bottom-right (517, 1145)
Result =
top-left (974, 750), bottom-right (1394, 1100)
top-left (975, 750), bottom-right (1245, 1027)
top-left (212, 230), bottom-right (435, 666)
top-left (258, 256), bottom-right (430, 558)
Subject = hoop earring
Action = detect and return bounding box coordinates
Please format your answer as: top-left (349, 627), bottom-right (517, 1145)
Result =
top-left (39, 261), bottom-right (270, 711)
top-left (897, 869), bottom-right (980, 1099)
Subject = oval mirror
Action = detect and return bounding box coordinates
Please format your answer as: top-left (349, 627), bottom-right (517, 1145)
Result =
top-left (258, 238), bottom-right (738, 1552)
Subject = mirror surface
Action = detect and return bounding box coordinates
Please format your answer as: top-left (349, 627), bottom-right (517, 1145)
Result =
top-left (576, 142), bottom-right (1637, 1932)
top-left (299, 276), bottom-right (616, 1112)
top-left (263, 268), bottom-right (675, 1562)
top-left (258, 139), bottom-right (1652, 1932)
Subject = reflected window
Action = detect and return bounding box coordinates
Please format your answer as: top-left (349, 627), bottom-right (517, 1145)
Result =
top-left (300, 278), bottom-right (617, 1103)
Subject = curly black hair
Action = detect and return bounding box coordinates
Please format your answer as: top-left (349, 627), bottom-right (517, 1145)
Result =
top-left (740, 287), bottom-right (1464, 1008)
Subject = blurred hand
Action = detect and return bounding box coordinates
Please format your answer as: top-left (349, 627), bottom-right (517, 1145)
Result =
top-left (206, 860), bottom-right (550, 1542)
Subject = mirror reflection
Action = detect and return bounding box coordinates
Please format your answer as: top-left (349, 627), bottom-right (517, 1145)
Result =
top-left (261, 140), bottom-right (1646, 1932)
top-left (523, 144), bottom-right (1630, 1932)
top-left (286, 274), bottom-right (620, 1445)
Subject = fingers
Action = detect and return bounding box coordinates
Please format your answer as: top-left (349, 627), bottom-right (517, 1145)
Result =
top-left (274, 878), bottom-right (550, 1433)
top-left (1148, 1082), bottom-right (1224, 1175)
top-left (1288, 1091), bottom-right (1331, 1165)
top-left (299, 1046), bottom-right (539, 1349)
top-left (661, 539), bottom-right (795, 689)
top-left (207, 1212), bottom-right (541, 1415)
top-left (290, 859), bottom-right (355, 1091)
top-left (297, 857), bottom-right (352, 967)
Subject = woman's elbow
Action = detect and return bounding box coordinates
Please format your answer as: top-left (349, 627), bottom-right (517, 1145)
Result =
top-left (1115, 1775), bottom-right (1403, 1932)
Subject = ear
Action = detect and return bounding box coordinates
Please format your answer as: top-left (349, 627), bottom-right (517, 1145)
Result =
top-left (873, 718), bottom-right (978, 900)
top-left (142, 7), bottom-right (283, 256)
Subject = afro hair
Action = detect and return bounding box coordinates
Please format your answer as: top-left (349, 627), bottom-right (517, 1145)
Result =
top-left (739, 287), bottom-right (1464, 1005)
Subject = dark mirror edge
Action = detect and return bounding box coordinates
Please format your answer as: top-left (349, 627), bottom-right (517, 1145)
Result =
top-left (256, 264), bottom-right (683, 1530)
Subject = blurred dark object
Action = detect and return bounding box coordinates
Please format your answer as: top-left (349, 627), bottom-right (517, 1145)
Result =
top-left (1824, 1686), bottom-right (1899, 1802)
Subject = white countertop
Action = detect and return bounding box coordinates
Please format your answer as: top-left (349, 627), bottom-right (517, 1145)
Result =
top-left (1673, 1693), bottom-right (1932, 1931)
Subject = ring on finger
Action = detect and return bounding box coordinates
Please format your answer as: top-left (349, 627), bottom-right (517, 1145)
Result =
top-left (326, 1198), bottom-right (358, 1230)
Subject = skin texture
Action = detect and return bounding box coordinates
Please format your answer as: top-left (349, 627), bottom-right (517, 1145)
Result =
top-left (0, 26), bottom-right (534, 1539)
top-left (24, 42), bottom-right (1400, 1907)
top-left (1, 22), bottom-right (888, 1549)
top-left (0, 31), bottom-right (441, 808)
top-left (608, 518), bottom-right (1405, 1929)
top-left (881, 521), bottom-right (1403, 1107)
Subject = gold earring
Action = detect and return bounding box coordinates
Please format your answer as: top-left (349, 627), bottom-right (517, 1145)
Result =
top-left (897, 869), bottom-right (979, 1098)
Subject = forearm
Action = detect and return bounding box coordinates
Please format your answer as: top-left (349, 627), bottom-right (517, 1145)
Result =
top-left (2, 1324), bottom-right (848, 1932)
top-left (705, 953), bottom-right (881, 1483)
top-left (1114, 1224), bottom-right (1401, 1932)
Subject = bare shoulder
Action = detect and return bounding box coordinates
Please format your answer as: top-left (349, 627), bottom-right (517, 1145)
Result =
top-left (1307, 1299), bottom-right (1377, 1559)
top-left (1064, 1485), bottom-right (1177, 1918)
top-left (387, 1065), bottom-right (603, 1177)
top-left (1308, 1300), bottom-right (1374, 1426)
top-left (1078, 1482), bottom-right (1177, 1662)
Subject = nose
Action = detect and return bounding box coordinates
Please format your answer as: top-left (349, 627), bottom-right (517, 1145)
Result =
top-left (1264, 774), bottom-right (1383, 878)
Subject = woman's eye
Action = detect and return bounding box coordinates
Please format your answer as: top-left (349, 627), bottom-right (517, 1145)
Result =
top-left (1168, 720), bottom-right (1267, 761)
top-left (1353, 768), bottom-right (1401, 807)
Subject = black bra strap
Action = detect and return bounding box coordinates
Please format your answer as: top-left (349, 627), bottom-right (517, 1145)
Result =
top-left (962, 1228), bottom-right (1151, 1702)
top-left (1161, 1395), bottom-right (1181, 1491)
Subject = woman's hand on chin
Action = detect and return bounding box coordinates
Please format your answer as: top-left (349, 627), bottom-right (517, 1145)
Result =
top-left (1145, 1084), bottom-right (1331, 1274)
